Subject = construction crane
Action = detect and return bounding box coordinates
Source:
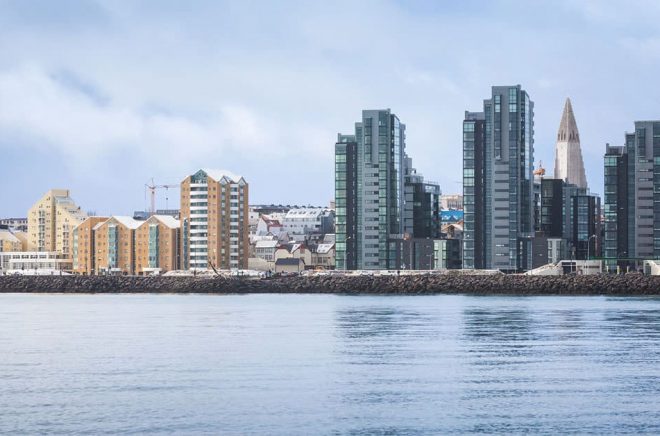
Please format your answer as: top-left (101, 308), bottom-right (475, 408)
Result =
top-left (145, 178), bottom-right (179, 215)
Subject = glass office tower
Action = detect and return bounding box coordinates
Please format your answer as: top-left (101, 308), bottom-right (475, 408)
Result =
top-left (463, 85), bottom-right (535, 272)
top-left (335, 109), bottom-right (406, 270)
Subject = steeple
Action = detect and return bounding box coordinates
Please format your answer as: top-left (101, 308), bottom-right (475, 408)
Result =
top-left (554, 97), bottom-right (588, 189)
top-left (557, 98), bottom-right (579, 143)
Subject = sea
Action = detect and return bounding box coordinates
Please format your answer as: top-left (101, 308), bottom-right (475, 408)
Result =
top-left (1, 293), bottom-right (659, 434)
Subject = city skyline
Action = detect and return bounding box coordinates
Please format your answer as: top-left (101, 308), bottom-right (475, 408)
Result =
top-left (2, 1), bottom-right (660, 216)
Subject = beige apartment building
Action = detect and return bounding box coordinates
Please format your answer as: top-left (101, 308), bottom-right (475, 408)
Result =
top-left (0, 228), bottom-right (27, 252)
top-left (180, 169), bottom-right (249, 270)
top-left (72, 216), bottom-right (109, 275)
top-left (134, 215), bottom-right (180, 275)
top-left (93, 216), bottom-right (141, 275)
top-left (28, 190), bottom-right (87, 265)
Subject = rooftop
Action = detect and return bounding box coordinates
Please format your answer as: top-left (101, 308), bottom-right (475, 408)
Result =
top-left (202, 169), bottom-right (244, 184)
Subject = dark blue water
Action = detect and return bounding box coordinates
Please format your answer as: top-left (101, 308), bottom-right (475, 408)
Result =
top-left (1, 294), bottom-right (660, 434)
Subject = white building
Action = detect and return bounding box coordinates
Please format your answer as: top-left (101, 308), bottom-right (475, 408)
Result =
top-left (282, 208), bottom-right (334, 242)
top-left (312, 243), bottom-right (335, 269)
top-left (255, 239), bottom-right (278, 262)
top-left (255, 215), bottom-right (283, 236)
top-left (0, 251), bottom-right (70, 274)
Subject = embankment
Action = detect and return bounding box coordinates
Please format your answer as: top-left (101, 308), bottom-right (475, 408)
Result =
top-left (0, 273), bottom-right (659, 295)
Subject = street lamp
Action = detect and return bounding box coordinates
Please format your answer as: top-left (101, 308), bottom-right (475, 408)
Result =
top-left (586, 234), bottom-right (596, 275)
top-left (587, 234), bottom-right (596, 260)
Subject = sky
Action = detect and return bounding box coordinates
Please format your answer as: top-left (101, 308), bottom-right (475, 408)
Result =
top-left (2, 0), bottom-right (660, 217)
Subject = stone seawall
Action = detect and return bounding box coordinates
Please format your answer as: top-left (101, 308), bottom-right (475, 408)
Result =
top-left (1, 274), bottom-right (659, 295)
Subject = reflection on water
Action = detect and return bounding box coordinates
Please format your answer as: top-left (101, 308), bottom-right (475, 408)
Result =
top-left (1, 294), bottom-right (660, 434)
top-left (462, 307), bottom-right (537, 342)
top-left (336, 307), bottom-right (426, 339)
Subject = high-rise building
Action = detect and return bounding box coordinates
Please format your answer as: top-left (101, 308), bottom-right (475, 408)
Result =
top-left (604, 144), bottom-right (629, 270)
top-left (463, 86), bottom-right (535, 272)
top-left (403, 156), bottom-right (441, 239)
top-left (462, 111), bottom-right (486, 269)
top-left (334, 137), bottom-right (358, 270)
top-left (536, 177), bottom-right (601, 262)
top-left (603, 121), bottom-right (660, 270)
top-left (180, 169), bottom-right (249, 271)
top-left (335, 109), bottom-right (407, 270)
top-left (28, 189), bottom-right (87, 264)
top-left (554, 98), bottom-right (588, 189)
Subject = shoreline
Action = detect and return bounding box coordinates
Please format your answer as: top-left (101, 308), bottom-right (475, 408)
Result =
top-left (1, 274), bottom-right (659, 296)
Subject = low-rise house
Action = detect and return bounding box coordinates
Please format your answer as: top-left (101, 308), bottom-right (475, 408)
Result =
top-left (274, 243), bottom-right (312, 267)
top-left (442, 222), bottom-right (463, 240)
top-left (275, 258), bottom-right (305, 274)
top-left (255, 215), bottom-right (283, 236)
top-left (311, 243), bottom-right (335, 270)
top-left (255, 239), bottom-right (278, 262)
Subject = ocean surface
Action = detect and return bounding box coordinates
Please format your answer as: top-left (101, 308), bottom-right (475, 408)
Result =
top-left (1, 294), bottom-right (660, 434)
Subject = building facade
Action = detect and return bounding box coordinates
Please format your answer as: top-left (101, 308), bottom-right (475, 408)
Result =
top-left (403, 157), bottom-right (441, 239)
top-left (440, 194), bottom-right (463, 211)
top-left (28, 190), bottom-right (87, 264)
top-left (0, 218), bottom-right (28, 232)
top-left (135, 215), bottom-right (180, 275)
top-left (463, 86), bottom-right (535, 272)
top-left (462, 111), bottom-right (486, 269)
top-left (334, 139), bottom-right (358, 270)
top-left (335, 109), bottom-right (406, 270)
top-left (72, 216), bottom-right (109, 275)
top-left (180, 169), bottom-right (249, 271)
top-left (604, 144), bottom-right (629, 269)
top-left (93, 216), bottom-right (141, 275)
top-left (603, 121), bottom-right (660, 270)
top-left (281, 208), bottom-right (334, 242)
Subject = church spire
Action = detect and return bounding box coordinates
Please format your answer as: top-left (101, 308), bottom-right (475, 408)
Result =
top-left (554, 97), bottom-right (588, 189)
top-left (557, 98), bottom-right (579, 143)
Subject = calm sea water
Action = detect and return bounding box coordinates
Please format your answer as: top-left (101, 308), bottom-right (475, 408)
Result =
top-left (1, 294), bottom-right (660, 434)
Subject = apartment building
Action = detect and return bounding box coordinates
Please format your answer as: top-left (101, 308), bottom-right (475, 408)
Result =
top-left (135, 215), bottom-right (180, 275)
top-left (604, 121), bottom-right (660, 270)
top-left (93, 216), bottom-right (141, 275)
top-left (72, 217), bottom-right (109, 275)
top-left (0, 226), bottom-right (27, 252)
top-left (463, 85), bottom-right (535, 272)
top-left (28, 190), bottom-right (87, 264)
top-left (180, 169), bottom-right (249, 270)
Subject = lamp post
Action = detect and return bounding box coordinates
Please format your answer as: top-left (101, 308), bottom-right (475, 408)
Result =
top-left (587, 234), bottom-right (596, 261)
top-left (426, 238), bottom-right (433, 271)
top-left (585, 234), bottom-right (597, 275)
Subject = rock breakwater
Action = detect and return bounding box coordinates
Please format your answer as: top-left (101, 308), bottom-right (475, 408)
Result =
top-left (0, 273), bottom-right (659, 295)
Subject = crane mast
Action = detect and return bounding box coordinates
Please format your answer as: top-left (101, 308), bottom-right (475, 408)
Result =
top-left (145, 178), bottom-right (179, 215)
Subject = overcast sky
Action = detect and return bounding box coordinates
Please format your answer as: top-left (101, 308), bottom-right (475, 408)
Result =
top-left (2, 0), bottom-right (660, 217)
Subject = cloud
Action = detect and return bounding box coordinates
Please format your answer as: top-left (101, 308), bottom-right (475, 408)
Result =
top-left (1, 0), bottom-right (660, 215)
top-left (0, 65), bottom-right (327, 175)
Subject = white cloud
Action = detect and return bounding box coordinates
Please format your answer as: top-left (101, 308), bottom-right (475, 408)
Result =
top-left (0, 65), bottom-right (326, 174)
